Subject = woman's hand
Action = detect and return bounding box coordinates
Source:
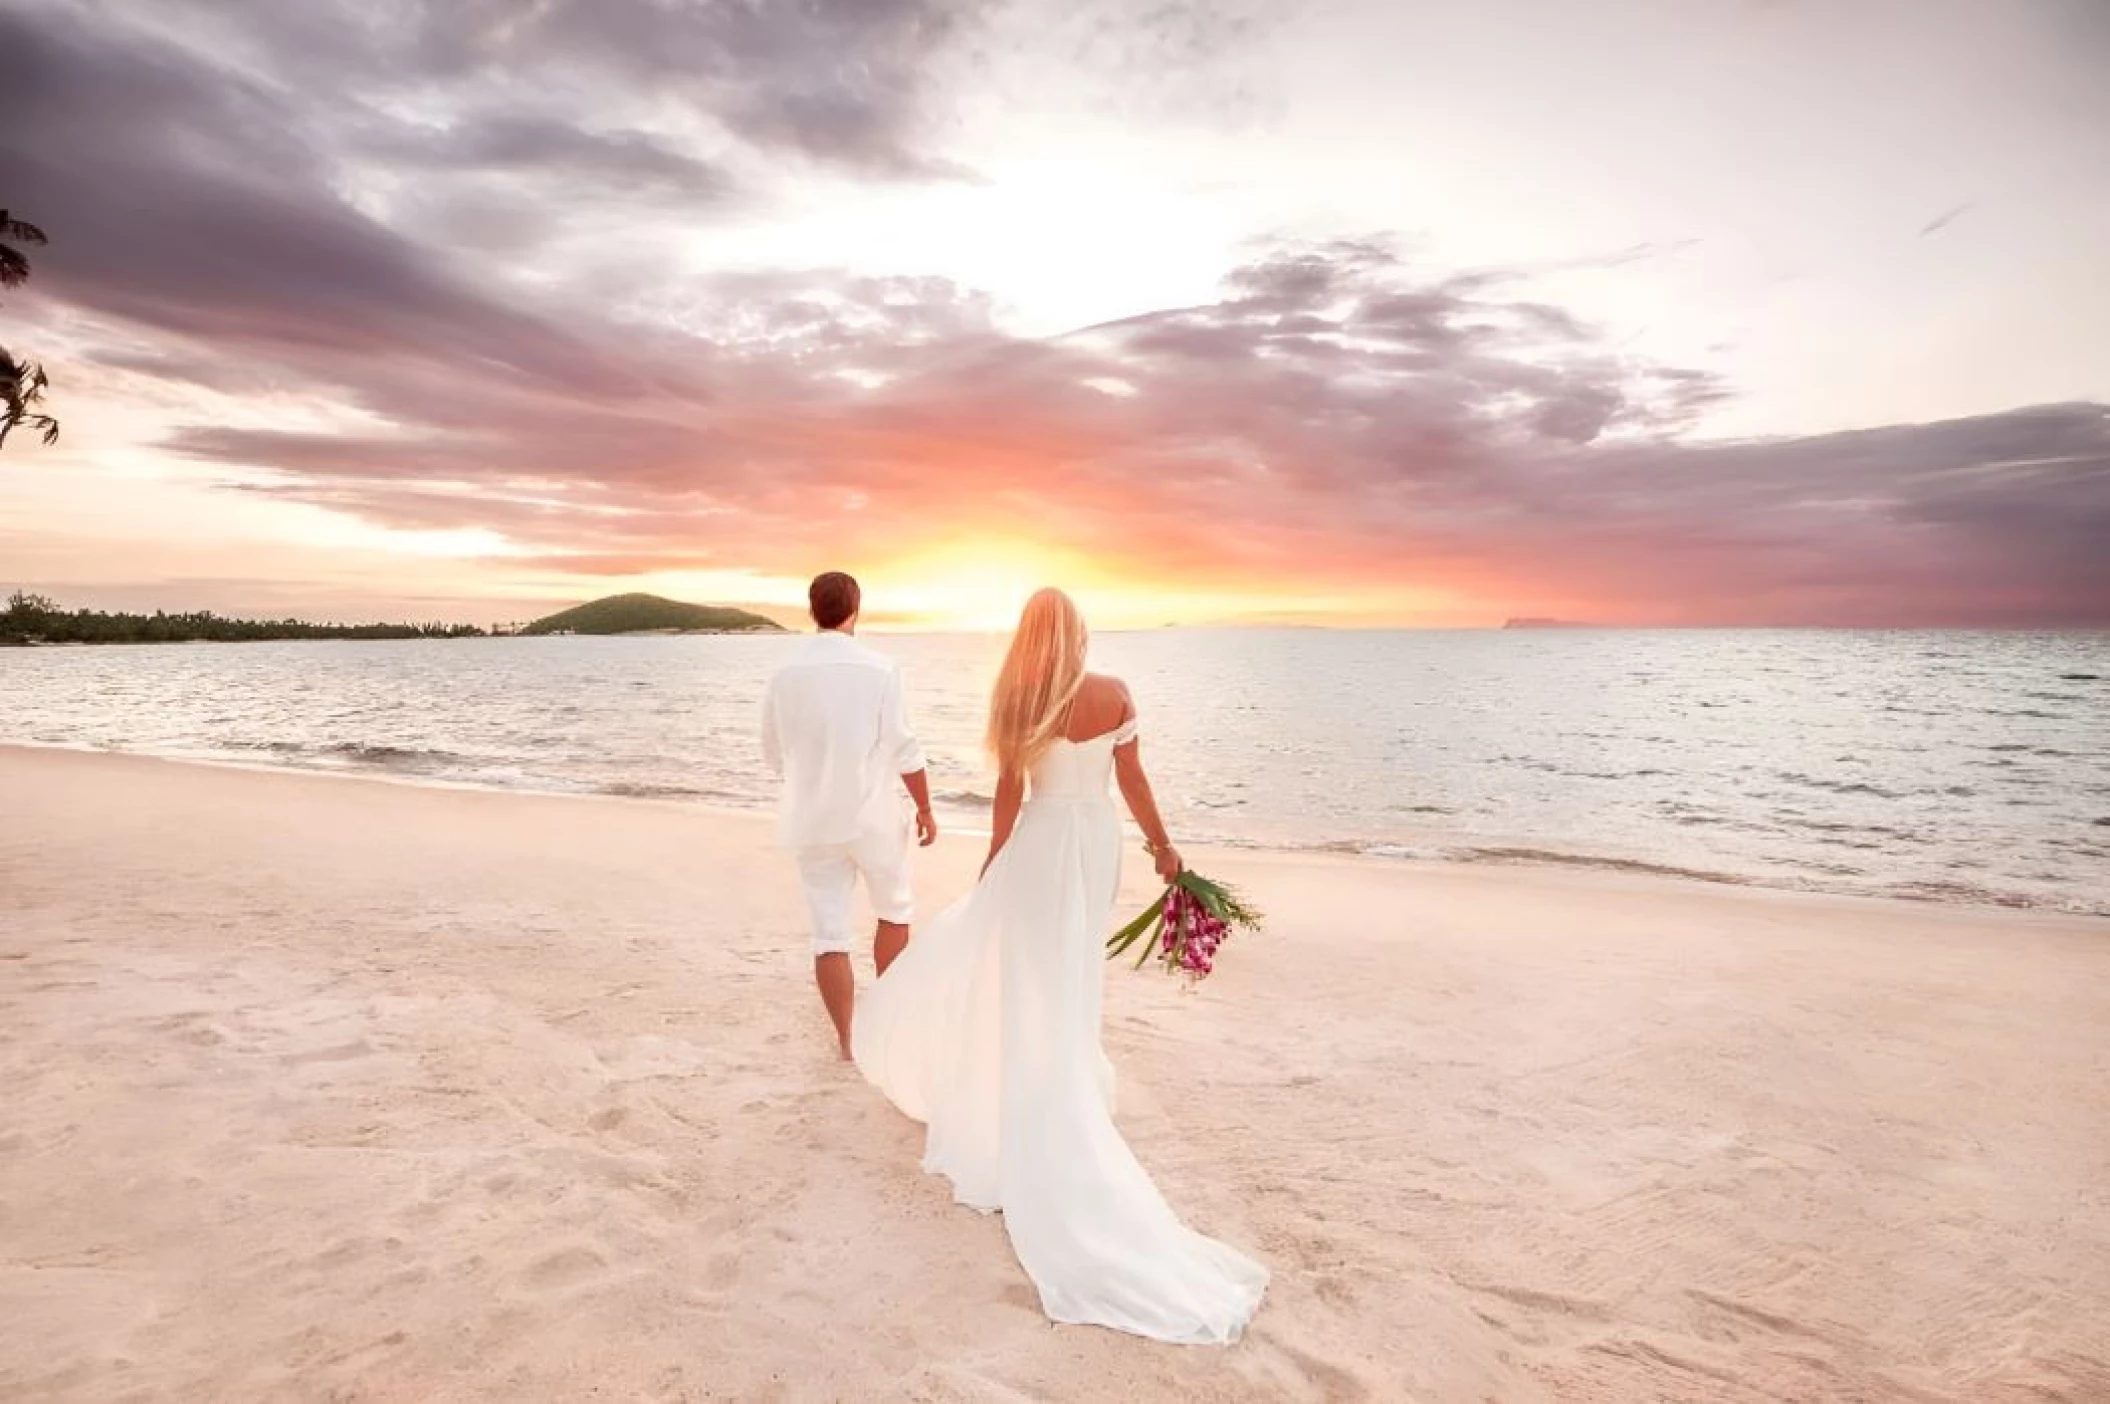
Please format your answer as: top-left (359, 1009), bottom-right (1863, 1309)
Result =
top-left (1153, 843), bottom-right (1183, 882)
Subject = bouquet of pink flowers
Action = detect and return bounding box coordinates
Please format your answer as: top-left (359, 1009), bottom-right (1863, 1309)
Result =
top-left (1105, 870), bottom-right (1262, 983)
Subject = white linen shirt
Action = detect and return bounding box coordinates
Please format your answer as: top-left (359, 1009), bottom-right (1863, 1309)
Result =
top-left (762, 631), bottom-right (927, 849)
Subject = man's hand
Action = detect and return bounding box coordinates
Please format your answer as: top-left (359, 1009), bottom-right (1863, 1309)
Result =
top-left (902, 769), bottom-right (935, 845)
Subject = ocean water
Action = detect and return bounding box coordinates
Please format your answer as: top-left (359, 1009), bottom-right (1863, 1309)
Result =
top-left (5, 629), bottom-right (2106, 915)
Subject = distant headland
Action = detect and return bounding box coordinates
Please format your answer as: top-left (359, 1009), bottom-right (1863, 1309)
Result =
top-left (1502, 617), bottom-right (1596, 629)
top-left (516, 593), bottom-right (783, 636)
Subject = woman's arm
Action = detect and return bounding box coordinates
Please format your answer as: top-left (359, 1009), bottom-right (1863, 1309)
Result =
top-left (1114, 734), bottom-right (1182, 882)
top-left (982, 765), bottom-right (1025, 877)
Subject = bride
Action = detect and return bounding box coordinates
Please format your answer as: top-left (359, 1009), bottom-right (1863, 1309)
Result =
top-left (852, 587), bottom-right (1268, 1344)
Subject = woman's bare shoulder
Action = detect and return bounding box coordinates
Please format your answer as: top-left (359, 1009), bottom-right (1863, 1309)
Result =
top-left (1063, 673), bottom-right (1131, 740)
top-left (1081, 672), bottom-right (1132, 705)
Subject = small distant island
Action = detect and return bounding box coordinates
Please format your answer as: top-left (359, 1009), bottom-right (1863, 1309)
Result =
top-left (519, 593), bottom-right (783, 636)
top-left (2, 590), bottom-right (782, 645)
top-left (1503, 617), bottom-right (1595, 629)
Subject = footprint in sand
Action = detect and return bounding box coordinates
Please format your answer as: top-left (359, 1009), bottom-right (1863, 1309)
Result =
top-left (280, 1039), bottom-right (375, 1066)
top-left (154, 1011), bottom-right (229, 1047)
top-left (521, 1243), bottom-right (614, 1292)
top-left (309, 1237), bottom-right (370, 1270)
top-left (310, 1329), bottom-right (411, 1373)
top-left (1271, 1341), bottom-right (1372, 1401)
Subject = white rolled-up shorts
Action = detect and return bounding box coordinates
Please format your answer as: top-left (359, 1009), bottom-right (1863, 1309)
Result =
top-left (794, 813), bottom-right (915, 956)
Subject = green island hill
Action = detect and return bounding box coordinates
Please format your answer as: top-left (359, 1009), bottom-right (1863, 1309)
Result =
top-left (520, 593), bottom-right (785, 636)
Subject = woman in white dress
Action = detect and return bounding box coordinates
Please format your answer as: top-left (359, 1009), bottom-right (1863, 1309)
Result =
top-left (852, 588), bottom-right (1268, 1344)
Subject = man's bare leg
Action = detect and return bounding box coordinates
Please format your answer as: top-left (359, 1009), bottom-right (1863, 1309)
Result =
top-left (874, 919), bottom-right (909, 977)
top-left (815, 952), bottom-right (855, 1060)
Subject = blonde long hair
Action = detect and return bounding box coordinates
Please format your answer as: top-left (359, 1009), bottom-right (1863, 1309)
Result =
top-left (986, 587), bottom-right (1089, 774)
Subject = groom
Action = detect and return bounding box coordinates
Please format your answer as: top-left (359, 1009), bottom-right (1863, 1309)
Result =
top-left (762, 571), bottom-right (937, 1059)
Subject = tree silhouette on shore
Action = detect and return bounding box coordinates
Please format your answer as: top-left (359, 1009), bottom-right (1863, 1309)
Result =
top-left (2, 208), bottom-right (61, 450)
top-left (1, 592), bottom-right (487, 645)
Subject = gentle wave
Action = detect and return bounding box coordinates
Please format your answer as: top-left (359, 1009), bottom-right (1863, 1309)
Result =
top-left (595, 781), bottom-right (746, 803)
top-left (220, 738), bottom-right (468, 771)
top-left (1448, 845), bottom-right (1754, 887)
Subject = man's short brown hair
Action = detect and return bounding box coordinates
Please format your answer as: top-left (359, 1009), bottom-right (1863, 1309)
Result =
top-left (808, 571), bottom-right (861, 630)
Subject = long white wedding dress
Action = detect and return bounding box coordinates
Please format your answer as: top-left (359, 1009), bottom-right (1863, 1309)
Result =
top-left (852, 719), bottom-right (1268, 1344)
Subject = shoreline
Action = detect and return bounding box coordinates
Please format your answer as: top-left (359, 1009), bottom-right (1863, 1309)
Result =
top-left (15, 742), bottom-right (2100, 919)
top-left (6, 740), bottom-right (2103, 921)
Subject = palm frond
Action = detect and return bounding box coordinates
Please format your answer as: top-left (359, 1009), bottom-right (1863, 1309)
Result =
top-left (0, 410), bottom-right (60, 448)
top-left (1, 345), bottom-right (59, 449)
top-left (0, 211), bottom-right (50, 246)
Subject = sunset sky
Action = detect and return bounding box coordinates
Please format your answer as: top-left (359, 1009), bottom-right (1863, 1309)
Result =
top-left (2, 0), bottom-right (2106, 629)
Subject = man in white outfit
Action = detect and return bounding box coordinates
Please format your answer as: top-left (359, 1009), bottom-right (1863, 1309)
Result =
top-left (762, 571), bottom-right (937, 1059)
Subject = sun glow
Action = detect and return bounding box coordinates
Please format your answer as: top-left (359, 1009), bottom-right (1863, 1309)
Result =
top-left (836, 534), bottom-right (1486, 632)
top-left (868, 539), bottom-right (1117, 631)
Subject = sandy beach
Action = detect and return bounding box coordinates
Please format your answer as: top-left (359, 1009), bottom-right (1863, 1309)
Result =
top-left (3, 745), bottom-right (2106, 1401)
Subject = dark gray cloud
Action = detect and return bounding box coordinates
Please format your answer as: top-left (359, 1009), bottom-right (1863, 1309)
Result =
top-left (1, 0), bottom-right (992, 338)
top-left (360, 114), bottom-right (734, 201)
top-left (79, 0), bottom-right (989, 180)
top-left (0, 8), bottom-right (639, 395)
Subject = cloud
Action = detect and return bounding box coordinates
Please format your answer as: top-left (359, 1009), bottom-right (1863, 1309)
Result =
top-left (63, 0), bottom-right (990, 180)
top-left (359, 114), bottom-right (736, 202)
top-left (6, 1), bottom-right (2105, 627)
top-left (0, 9), bottom-right (638, 397)
top-left (148, 240), bottom-right (2110, 624)
top-left (960, 0), bottom-right (1295, 129)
